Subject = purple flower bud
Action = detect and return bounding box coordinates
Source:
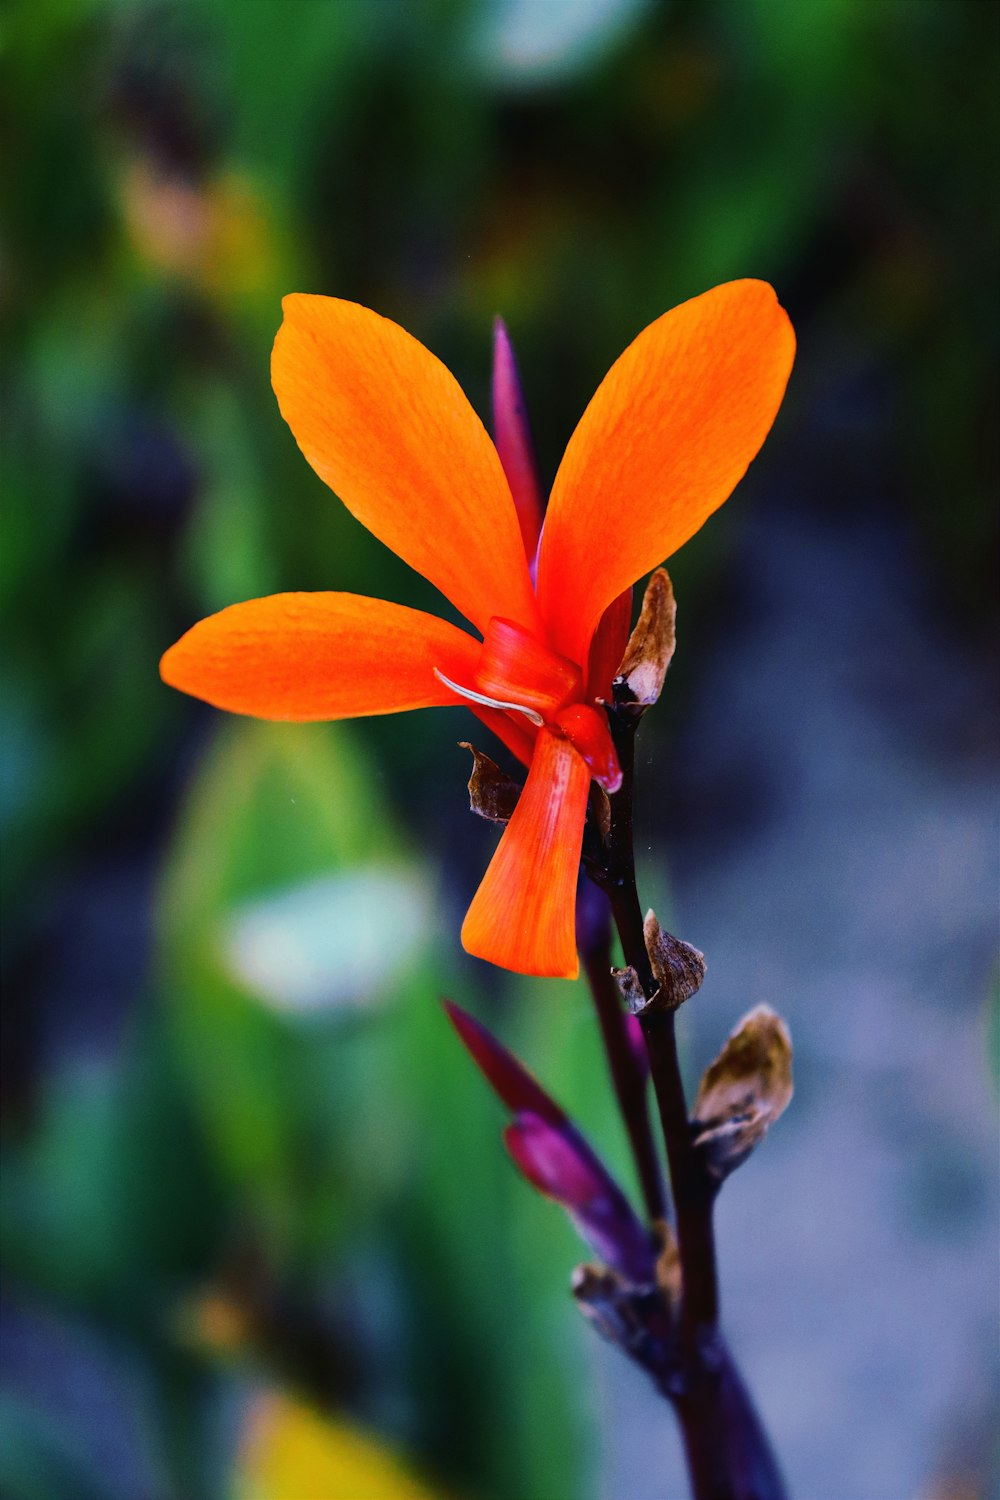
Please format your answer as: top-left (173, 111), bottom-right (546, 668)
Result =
top-left (505, 1112), bottom-right (657, 1285)
top-left (492, 318), bottom-right (544, 565)
top-left (443, 1000), bottom-right (565, 1126)
top-left (445, 1001), bottom-right (656, 1285)
top-left (503, 1111), bottom-right (604, 1208)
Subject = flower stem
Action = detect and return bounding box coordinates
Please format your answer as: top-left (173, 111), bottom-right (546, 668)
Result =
top-left (638, 1008), bottom-right (719, 1331)
top-left (602, 719), bottom-right (718, 1329)
top-left (602, 706), bottom-right (786, 1500)
top-left (580, 917), bottom-right (667, 1225)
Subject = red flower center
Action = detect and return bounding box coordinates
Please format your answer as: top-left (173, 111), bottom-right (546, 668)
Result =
top-left (437, 616), bottom-right (622, 793)
top-left (475, 616), bottom-right (581, 715)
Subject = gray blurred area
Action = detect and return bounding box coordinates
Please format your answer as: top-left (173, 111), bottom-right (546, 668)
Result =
top-left (596, 476), bottom-right (998, 1498)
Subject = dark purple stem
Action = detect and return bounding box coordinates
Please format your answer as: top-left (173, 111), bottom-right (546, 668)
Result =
top-left (603, 719), bottom-right (718, 1332)
top-left (578, 890), bottom-right (667, 1225)
top-left (602, 707), bottom-right (787, 1500)
top-left (640, 1007), bottom-right (719, 1333)
top-left (667, 1353), bottom-right (788, 1500)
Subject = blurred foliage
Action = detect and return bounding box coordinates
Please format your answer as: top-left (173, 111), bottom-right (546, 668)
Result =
top-left (233, 1393), bottom-right (445, 1500)
top-left (1, 0), bottom-right (997, 1496)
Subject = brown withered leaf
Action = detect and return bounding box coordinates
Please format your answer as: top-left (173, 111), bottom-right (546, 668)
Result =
top-left (460, 743), bottom-right (521, 823)
top-left (615, 569), bottom-right (676, 709)
top-left (641, 911), bottom-right (706, 1011)
top-left (571, 1264), bottom-right (646, 1350)
top-left (572, 1264), bottom-right (663, 1338)
top-left (691, 1006), bottom-right (793, 1182)
top-left (572, 1262), bottom-right (678, 1380)
top-left (611, 964), bottom-right (648, 1014)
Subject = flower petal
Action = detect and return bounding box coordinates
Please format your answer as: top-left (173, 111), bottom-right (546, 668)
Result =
top-left (160, 592), bottom-right (481, 720)
top-left (272, 295), bottom-right (540, 637)
top-left (535, 280), bottom-right (795, 665)
top-left (461, 729), bottom-right (590, 978)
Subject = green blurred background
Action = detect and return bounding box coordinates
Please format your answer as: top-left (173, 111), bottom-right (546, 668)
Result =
top-left (2, 2), bottom-right (998, 1498)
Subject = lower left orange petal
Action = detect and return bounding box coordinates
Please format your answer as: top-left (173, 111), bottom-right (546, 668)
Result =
top-left (461, 729), bottom-right (590, 979)
top-left (160, 592), bottom-right (481, 720)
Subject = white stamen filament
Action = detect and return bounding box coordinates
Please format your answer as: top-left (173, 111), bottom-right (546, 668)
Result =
top-left (433, 668), bottom-right (545, 726)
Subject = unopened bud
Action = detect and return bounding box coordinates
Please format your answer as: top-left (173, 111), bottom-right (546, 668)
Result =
top-left (444, 1000), bottom-right (657, 1287)
top-left (575, 879), bottom-right (612, 961)
top-left (443, 999), bottom-right (564, 1125)
top-left (505, 1111), bottom-right (657, 1285)
top-left (691, 1005), bottom-right (793, 1183)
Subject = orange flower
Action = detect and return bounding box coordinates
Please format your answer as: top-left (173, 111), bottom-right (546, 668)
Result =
top-left (161, 282), bottom-right (794, 979)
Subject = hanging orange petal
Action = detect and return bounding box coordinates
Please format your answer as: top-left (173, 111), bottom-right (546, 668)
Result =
top-left (462, 729), bottom-right (590, 978)
top-left (160, 592), bottom-right (481, 720)
top-left (272, 296), bottom-right (540, 638)
top-left (535, 280), bottom-right (795, 666)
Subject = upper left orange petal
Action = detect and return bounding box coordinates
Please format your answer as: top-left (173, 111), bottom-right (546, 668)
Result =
top-left (272, 295), bottom-right (539, 638)
top-left (160, 592), bottom-right (481, 720)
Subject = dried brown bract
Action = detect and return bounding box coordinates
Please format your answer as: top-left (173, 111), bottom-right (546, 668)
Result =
top-left (612, 964), bottom-right (648, 1013)
top-left (644, 911), bottom-right (707, 1012)
top-left (460, 743), bottom-right (522, 823)
top-left (614, 568), bottom-right (676, 711)
top-left (612, 914), bottom-right (705, 1014)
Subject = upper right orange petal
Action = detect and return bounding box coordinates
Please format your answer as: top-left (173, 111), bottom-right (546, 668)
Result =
top-left (535, 280), bottom-right (795, 667)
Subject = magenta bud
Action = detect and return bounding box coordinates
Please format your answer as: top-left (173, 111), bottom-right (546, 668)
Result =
top-left (443, 1000), bottom-right (565, 1126)
top-left (444, 1002), bottom-right (656, 1283)
top-left (503, 1112), bottom-right (604, 1208)
top-left (505, 1111), bottom-right (657, 1285)
top-left (492, 318), bottom-right (544, 565)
